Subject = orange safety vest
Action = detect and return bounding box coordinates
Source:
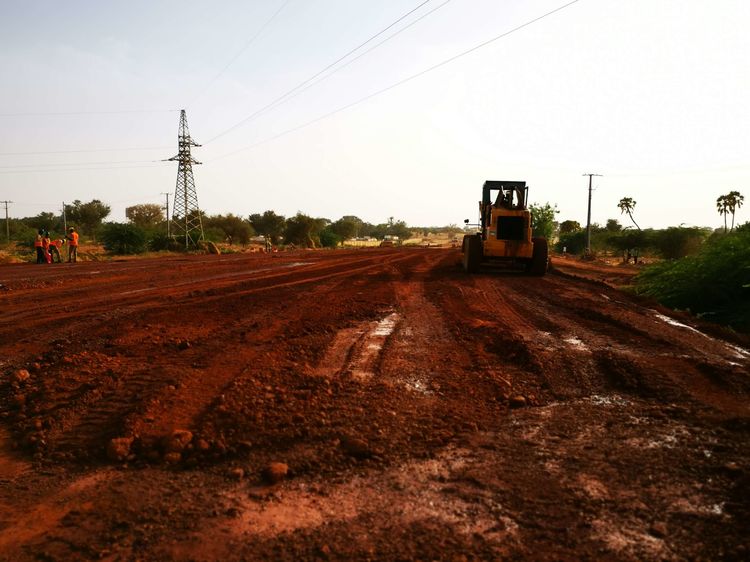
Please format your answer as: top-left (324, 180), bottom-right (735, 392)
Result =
top-left (42, 237), bottom-right (50, 250)
top-left (34, 235), bottom-right (43, 248)
top-left (68, 232), bottom-right (79, 246)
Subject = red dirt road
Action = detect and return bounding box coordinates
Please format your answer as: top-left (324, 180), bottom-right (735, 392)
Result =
top-left (1, 248), bottom-right (748, 560)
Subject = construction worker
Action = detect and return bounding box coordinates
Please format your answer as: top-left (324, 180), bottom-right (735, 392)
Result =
top-left (66, 227), bottom-right (79, 263)
top-left (48, 236), bottom-right (64, 263)
top-left (34, 229), bottom-right (45, 264)
top-left (41, 231), bottom-right (52, 263)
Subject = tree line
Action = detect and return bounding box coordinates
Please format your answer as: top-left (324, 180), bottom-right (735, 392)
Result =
top-left (3, 200), bottom-right (446, 254)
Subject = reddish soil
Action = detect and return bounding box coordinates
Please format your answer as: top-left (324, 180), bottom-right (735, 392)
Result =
top-left (1, 248), bottom-right (748, 560)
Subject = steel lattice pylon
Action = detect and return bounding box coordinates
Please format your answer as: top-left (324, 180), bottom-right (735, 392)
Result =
top-left (168, 109), bottom-right (204, 246)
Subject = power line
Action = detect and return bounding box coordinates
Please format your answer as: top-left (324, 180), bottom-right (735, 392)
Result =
top-left (188, 0), bottom-right (294, 109)
top-left (0, 159), bottom-right (163, 170)
top-left (208, 0), bottom-right (582, 163)
top-left (9, 195), bottom-right (164, 208)
top-left (0, 146), bottom-right (170, 156)
top-left (204, 0), bottom-right (435, 144)
top-left (0, 163), bottom-right (170, 175)
top-left (0, 109), bottom-right (180, 118)
top-left (235, 0), bottom-right (454, 129)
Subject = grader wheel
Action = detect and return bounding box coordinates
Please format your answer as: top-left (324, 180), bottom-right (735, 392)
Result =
top-left (463, 235), bottom-right (482, 273)
top-left (528, 237), bottom-right (548, 276)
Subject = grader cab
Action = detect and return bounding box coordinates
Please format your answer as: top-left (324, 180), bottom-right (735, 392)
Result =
top-left (462, 180), bottom-right (548, 275)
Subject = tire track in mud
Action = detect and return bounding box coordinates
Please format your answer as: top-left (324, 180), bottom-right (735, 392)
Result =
top-left (134, 252), bottom-right (419, 443)
top-left (485, 274), bottom-right (749, 412)
top-left (425, 256), bottom-right (749, 414)
top-left (1, 249), bottom-right (749, 561)
top-left (1, 250), bottom-right (419, 463)
top-left (0, 251), bottom-right (407, 344)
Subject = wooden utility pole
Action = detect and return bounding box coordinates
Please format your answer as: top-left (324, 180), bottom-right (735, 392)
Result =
top-left (582, 174), bottom-right (602, 254)
top-left (161, 192), bottom-right (171, 237)
top-left (1, 200), bottom-right (12, 244)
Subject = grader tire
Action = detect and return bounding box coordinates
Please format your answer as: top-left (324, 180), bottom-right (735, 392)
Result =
top-left (528, 237), bottom-right (548, 276)
top-left (463, 235), bottom-right (482, 273)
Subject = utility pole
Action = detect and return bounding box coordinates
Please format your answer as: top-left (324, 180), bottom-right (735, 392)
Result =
top-left (62, 201), bottom-right (67, 232)
top-left (1, 200), bottom-right (12, 244)
top-left (160, 192), bottom-right (171, 238)
top-left (582, 173), bottom-right (602, 255)
top-left (165, 110), bottom-right (204, 247)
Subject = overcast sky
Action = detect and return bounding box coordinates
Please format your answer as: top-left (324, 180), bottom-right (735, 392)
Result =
top-left (1, 0), bottom-right (748, 230)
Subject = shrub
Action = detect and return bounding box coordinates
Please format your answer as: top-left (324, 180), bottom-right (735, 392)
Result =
top-left (319, 228), bottom-right (341, 248)
top-left (556, 230), bottom-right (587, 254)
top-left (635, 230), bottom-right (750, 331)
top-left (9, 223), bottom-right (38, 248)
top-left (201, 227), bottom-right (226, 244)
top-left (650, 227), bottom-right (710, 259)
top-left (101, 223), bottom-right (148, 254)
top-left (148, 233), bottom-right (182, 252)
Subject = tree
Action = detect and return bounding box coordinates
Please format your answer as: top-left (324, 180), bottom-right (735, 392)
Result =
top-left (556, 230), bottom-right (587, 254)
top-left (610, 228), bottom-right (650, 263)
top-left (23, 212), bottom-right (65, 236)
top-left (651, 227), bottom-right (710, 259)
top-left (529, 202), bottom-right (559, 240)
top-left (65, 199), bottom-right (111, 238)
top-left (330, 216), bottom-right (362, 244)
top-left (383, 217), bottom-right (412, 241)
top-left (725, 190), bottom-right (744, 232)
top-left (319, 228), bottom-right (342, 248)
top-left (605, 219), bottom-right (622, 232)
top-left (617, 197), bottom-right (641, 230)
top-left (284, 213), bottom-right (327, 247)
top-left (203, 213), bottom-right (254, 245)
top-left (717, 194), bottom-right (729, 233)
top-left (126, 204), bottom-right (164, 229)
top-left (559, 220), bottom-right (581, 235)
top-left (101, 223), bottom-right (148, 254)
top-left (249, 211), bottom-right (286, 244)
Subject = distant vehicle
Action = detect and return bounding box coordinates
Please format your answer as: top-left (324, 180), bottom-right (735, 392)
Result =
top-left (380, 239), bottom-right (394, 248)
top-left (462, 180), bottom-right (548, 275)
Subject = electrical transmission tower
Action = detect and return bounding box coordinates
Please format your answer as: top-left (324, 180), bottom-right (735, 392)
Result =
top-left (167, 110), bottom-right (204, 246)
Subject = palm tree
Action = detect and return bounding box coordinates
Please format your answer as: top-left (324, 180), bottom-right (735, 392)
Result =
top-left (717, 194), bottom-right (729, 232)
top-left (725, 190), bottom-right (744, 231)
top-left (617, 197), bottom-right (641, 230)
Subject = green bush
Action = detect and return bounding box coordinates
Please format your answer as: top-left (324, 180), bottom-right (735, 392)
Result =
top-left (319, 228), bottom-right (341, 248)
top-left (650, 227), bottom-right (710, 259)
top-left (101, 223), bottom-right (148, 254)
top-left (635, 230), bottom-right (750, 331)
top-left (202, 227), bottom-right (226, 244)
top-left (556, 230), bottom-right (587, 254)
top-left (529, 202), bottom-right (558, 240)
top-left (9, 223), bottom-right (38, 248)
top-left (148, 232), bottom-right (182, 252)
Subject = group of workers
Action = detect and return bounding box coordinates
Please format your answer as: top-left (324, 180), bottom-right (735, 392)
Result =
top-left (34, 226), bottom-right (79, 264)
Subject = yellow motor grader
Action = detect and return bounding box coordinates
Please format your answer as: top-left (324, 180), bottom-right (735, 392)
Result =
top-left (462, 180), bottom-right (548, 275)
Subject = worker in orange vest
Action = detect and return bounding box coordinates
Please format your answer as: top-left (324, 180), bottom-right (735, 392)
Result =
top-left (34, 229), bottom-right (45, 264)
top-left (48, 236), bottom-right (64, 263)
top-left (41, 231), bottom-right (52, 263)
top-left (66, 227), bottom-right (79, 263)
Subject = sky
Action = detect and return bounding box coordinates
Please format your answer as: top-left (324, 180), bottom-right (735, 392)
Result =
top-left (1, 0), bottom-right (748, 230)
